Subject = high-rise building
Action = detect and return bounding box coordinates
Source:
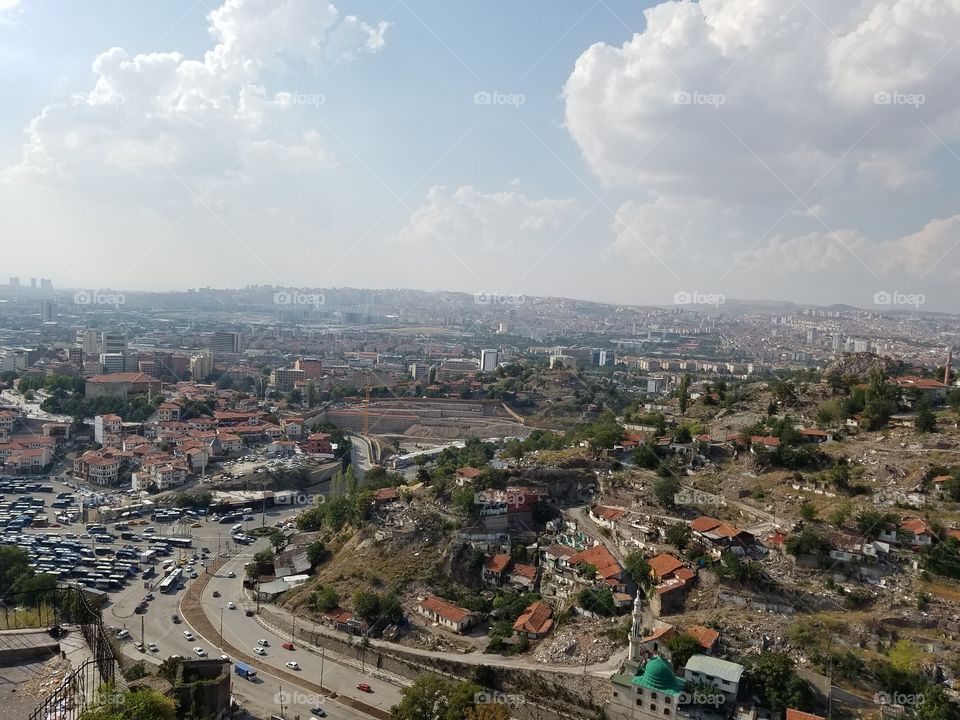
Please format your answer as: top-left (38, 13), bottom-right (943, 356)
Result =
top-left (98, 353), bottom-right (126, 374)
top-left (269, 368), bottom-right (306, 392)
top-left (76, 329), bottom-right (99, 355)
top-left (8, 277), bottom-right (19, 287)
top-left (599, 350), bottom-right (615, 367)
top-left (40, 279), bottom-right (52, 290)
top-left (30, 278), bottom-right (37, 289)
top-left (100, 332), bottom-right (127, 355)
top-left (189, 353), bottom-right (214, 381)
top-left (208, 331), bottom-right (244, 355)
top-left (41, 302), bottom-right (54, 322)
top-left (480, 349), bottom-right (499, 372)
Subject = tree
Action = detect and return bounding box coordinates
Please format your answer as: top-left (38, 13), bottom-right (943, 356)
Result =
top-left (632, 442), bottom-right (660, 470)
top-left (267, 528), bottom-right (288, 551)
top-left (665, 633), bottom-right (702, 670)
top-left (391, 674), bottom-right (482, 720)
top-left (746, 652), bottom-right (813, 716)
top-left (665, 523), bottom-right (692, 551)
top-left (678, 373), bottom-right (691, 415)
top-left (855, 509), bottom-right (895, 538)
top-left (889, 639), bottom-right (922, 673)
top-left (815, 399), bottom-right (842, 427)
top-left (799, 503), bottom-right (817, 521)
top-left (913, 685), bottom-right (960, 720)
top-left (624, 551), bottom-right (651, 588)
top-left (827, 500), bottom-right (852, 528)
top-left (578, 587), bottom-right (617, 616)
top-left (784, 527), bottom-right (831, 557)
top-left (314, 586), bottom-right (340, 612)
top-left (307, 540), bottom-right (329, 567)
top-left (79, 686), bottom-right (176, 720)
top-left (466, 705), bottom-right (511, 720)
top-left (452, 486), bottom-right (477, 516)
top-left (653, 476), bottom-right (680, 507)
top-left (353, 590), bottom-right (381, 622)
top-left (915, 394), bottom-right (937, 433)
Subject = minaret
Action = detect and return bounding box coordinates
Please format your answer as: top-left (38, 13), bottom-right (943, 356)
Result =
top-left (629, 591), bottom-right (644, 663)
top-left (946, 348), bottom-right (953, 386)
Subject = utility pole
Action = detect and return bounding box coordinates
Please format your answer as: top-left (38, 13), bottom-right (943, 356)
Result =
top-left (140, 615), bottom-right (144, 647)
top-left (220, 608), bottom-right (224, 646)
top-left (319, 646), bottom-right (325, 690)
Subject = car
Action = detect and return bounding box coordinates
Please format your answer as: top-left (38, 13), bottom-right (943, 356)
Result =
top-left (189, 571), bottom-right (198, 578)
top-left (219, 654), bottom-right (231, 663)
top-left (134, 642), bottom-right (145, 652)
top-left (285, 661), bottom-right (300, 670)
top-left (212, 590), bottom-right (220, 598)
top-left (253, 646), bottom-right (266, 656)
top-left (282, 642), bottom-right (294, 650)
top-left (227, 601), bottom-right (236, 609)
top-left (227, 571), bottom-right (235, 578)
top-left (171, 615), bottom-right (181, 624)
top-left (143, 593), bottom-right (154, 601)
top-left (116, 629), bottom-right (129, 639)
top-left (311, 708), bottom-right (327, 718)
top-left (147, 643), bottom-right (158, 652)
top-left (193, 647), bottom-right (207, 657)
top-left (245, 609), bottom-right (255, 617)
top-left (183, 631), bottom-right (194, 640)
top-left (257, 639), bottom-right (269, 647)
top-left (357, 683), bottom-right (372, 693)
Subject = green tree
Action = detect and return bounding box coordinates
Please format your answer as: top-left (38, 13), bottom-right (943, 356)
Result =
top-left (784, 527), bottom-right (831, 557)
top-left (915, 394), bottom-right (937, 433)
top-left (653, 476), bottom-right (680, 507)
top-left (678, 373), bottom-right (691, 415)
top-left (799, 503), bottom-right (817, 521)
top-left (353, 589), bottom-right (381, 621)
top-left (624, 550), bottom-right (651, 588)
top-left (745, 652), bottom-right (813, 716)
top-left (815, 399), bottom-right (842, 426)
top-left (452, 486), bottom-right (477, 516)
top-left (632, 442), bottom-right (660, 470)
top-left (391, 674), bottom-right (482, 720)
top-left (79, 686), bottom-right (176, 720)
top-left (307, 540), bottom-right (329, 567)
top-left (854, 509), bottom-right (896, 538)
top-left (665, 633), bottom-right (703, 670)
top-left (665, 523), bottom-right (692, 551)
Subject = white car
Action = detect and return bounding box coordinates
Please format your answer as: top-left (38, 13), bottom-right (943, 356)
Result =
top-left (219, 654), bottom-right (231, 663)
top-left (183, 631), bottom-right (194, 641)
top-left (116, 629), bottom-right (129, 639)
top-left (253, 646), bottom-right (266, 656)
top-left (227, 601), bottom-right (236, 609)
top-left (257, 639), bottom-right (269, 646)
top-left (147, 642), bottom-right (158, 652)
top-left (285, 661), bottom-right (300, 670)
top-left (193, 647), bottom-right (207, 657)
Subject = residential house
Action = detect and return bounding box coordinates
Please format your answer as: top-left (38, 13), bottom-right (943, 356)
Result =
top-left (648, 554), bottom-right (696, 617)
top-left (74, 449), bottom-right (122, 485)
top-left (455, 466), bottom-right (482, 486)
top-left (157, 403), bottom-right (181, 421)
top-left (4, 447), bottom-right (52, 474)
top-left (417, 595), bottom-right (476, 634)
top-left (799, 428), bottom-right (832, 443)
top-left (508, 563), bottom-right (538, 591)
top-left (689, 516), bottom-right (755, 556)
top-left (303, 432), bottom-right (333, 455)
top-left (483, 554), bottom-right (512, 586)
top-left (94, 414), bottom-right (123, 445)
top-left (683, 655), bottom-right (744, 706)
top-left (513, 601), bottom-right (554, 639)
top-left (589, 504), bottom-right (627, 529)
top-left (900, 517), bottom-right (936, 547)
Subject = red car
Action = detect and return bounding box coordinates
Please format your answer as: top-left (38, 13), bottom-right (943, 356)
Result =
top-left (282, 642), bottom-right (294, 650)
top-left (357, 683), bottom-right (372, 693)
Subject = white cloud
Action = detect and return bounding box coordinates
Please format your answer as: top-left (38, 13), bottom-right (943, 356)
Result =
top-left (395, 185), bottom-right (578, 252)
top-left (563, 0), bottom-right (960, 286)
top-left (5, 0), bottom-right (388, 187)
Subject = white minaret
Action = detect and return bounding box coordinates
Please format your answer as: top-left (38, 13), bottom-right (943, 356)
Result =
top-left (629, 591), bottom-right (644, 662)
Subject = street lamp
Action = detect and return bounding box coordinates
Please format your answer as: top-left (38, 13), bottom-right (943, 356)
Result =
top-left (219, 607), bottom-right (225, 647)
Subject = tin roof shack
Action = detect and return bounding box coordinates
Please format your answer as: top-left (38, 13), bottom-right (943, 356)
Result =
top-left (169, 658), bottom-right (231, 720)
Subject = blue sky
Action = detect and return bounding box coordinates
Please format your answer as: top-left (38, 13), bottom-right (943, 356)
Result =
top-left (2, 0), bottom-right (960, 311)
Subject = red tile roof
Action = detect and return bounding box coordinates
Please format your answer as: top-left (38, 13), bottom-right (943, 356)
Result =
top-left (419, 596), bottom-right (473, 624)
top-left (510, 564), bottom-right (538, 580)
top-left (685, 625), bottom-right (720, 649)
top-left (512, 601), bottom-right (553, 635)
top-left (648, 553), bottom-right (685, 580)
top-left (568, 544), bottom-right (623, 580)
top-left (484, 554), bottom-right (511, 574)
top-left (786, 711), bottom-right (825, 720)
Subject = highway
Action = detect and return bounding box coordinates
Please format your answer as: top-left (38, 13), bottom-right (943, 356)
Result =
top-left (108, 516), bottom-right (402, 719)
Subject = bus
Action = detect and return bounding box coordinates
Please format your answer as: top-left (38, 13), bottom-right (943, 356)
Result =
top-left (158, 568), bottom-right (182, 593)
top-left (166, 536), bottom-right (192, 549)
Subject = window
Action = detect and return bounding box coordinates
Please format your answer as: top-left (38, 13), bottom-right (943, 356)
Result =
top-left (664, 709), bottom-right (671, 716)
top-left (651, 692), bottom-right (658, 700)
top-left (650, 703), bottom-right (657, 711)
top-left (664, 697), bottom-right (671, 705)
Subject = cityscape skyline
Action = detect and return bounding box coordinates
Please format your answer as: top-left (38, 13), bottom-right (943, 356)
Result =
top-left (1, 0), bottom-right (959, 311)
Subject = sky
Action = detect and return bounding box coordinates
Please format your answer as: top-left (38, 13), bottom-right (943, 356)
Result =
top-left (1, 0), bottom-right (960, 312)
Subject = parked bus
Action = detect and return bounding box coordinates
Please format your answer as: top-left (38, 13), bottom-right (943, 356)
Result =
top-left (166, 536), bottom-right (192, 549)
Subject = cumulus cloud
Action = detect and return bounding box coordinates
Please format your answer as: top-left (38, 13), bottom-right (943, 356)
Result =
top-left (395, 185), bottom-right (579, 252)
top-left (6, 0), bottom-right (388, 187)
top-left (564, 0), bottom-right (960, 285)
